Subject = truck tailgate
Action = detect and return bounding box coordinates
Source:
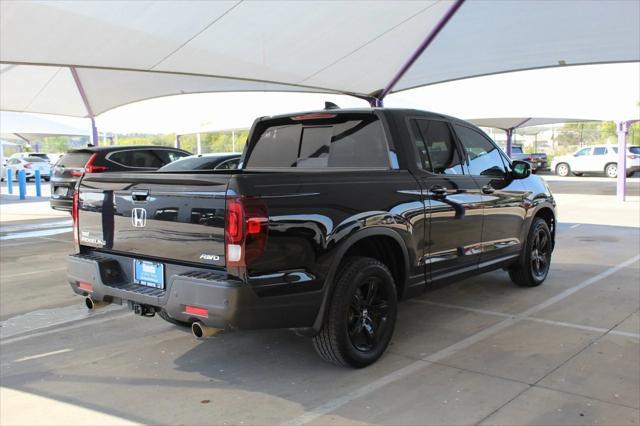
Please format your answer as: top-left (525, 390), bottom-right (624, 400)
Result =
top-left (77, 172), bottom-right (231, 267)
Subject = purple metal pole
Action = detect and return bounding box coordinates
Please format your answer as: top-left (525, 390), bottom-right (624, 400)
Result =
top-left (616, 121), bottom-right (630, 201)
top-left (91, 117), bottom-right (99, 147)
top-left (377, 0), bottom-right (465, 102)
top-left (175, 134), bottom-right (181, 149)
top-left (71, 66), bottom-right (98, 146)
top-left (506, 128), bottom-right (513, 158)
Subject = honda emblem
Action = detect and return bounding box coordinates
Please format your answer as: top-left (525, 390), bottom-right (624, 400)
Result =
top-left (132, 208), bottom-right (147, 228)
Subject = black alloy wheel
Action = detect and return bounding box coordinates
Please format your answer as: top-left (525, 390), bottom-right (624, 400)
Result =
top-left (348, 276), bottom-right (391, 352)
top-left (509, 217), bottom-right (552, 287)
top-left (313, 256), bottom-right (398, 368)
top-left (530, 226), bottom-right (551, 281)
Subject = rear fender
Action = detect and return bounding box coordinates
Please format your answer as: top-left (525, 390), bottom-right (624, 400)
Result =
top-left (309, 227), bottom-right (409, 334)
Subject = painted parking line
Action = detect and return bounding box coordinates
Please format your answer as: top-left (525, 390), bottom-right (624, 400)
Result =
top-left (0, 303), bottom-right (125, 341)
top-left (13, 348), bottom-right (72, 363)
top-left (411, 300), bottom-right (640, 339)
top-left (0, 220), bottom-right (72, 233)
top-left (1, 267), bottom-right (67, 279)
top-left (570, 224), bottom-right (581, 229)
top-left (283, 254), bottom-right (640, 426)
top-left (0, 227), bottom-right (73, 240)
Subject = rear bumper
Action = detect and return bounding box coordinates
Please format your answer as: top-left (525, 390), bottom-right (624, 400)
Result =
top-left (67, 252), bottom-right (322, 330)
top-left (50, 197), bottom-right (73, 211)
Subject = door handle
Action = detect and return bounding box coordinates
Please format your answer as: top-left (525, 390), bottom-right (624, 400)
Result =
top-left (430, 185), bottom-right (448, 196)
top-left (481, 185), bottom-right (495, 194)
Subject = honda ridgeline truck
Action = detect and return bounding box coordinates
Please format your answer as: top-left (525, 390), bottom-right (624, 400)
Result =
top-left (67, 108), bottom-right (556, 368)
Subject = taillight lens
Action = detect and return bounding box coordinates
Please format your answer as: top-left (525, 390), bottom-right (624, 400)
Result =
top-left (84, 153), bottom-right (109, 173)
top-left (225, 197), bottom-right (268, 267)
top-left (23, 162), bottom-right (32, 169)
top-left (72, 190), bottom-right (80, 249)
top-left (71, 154), bottom-right (108, 176)
top-left (628, 154), bottom-right (638, 160)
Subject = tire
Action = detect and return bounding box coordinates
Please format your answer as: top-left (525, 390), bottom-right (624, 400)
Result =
top-left (627, 172), bottom-right (635, 178)
top-left (555, 163), bottom-right (570, 177)
top-left (605, 163), bottom-right (617, 178)
top-left (158, 309), bottom-right (191, 327)
top-left (313, 256), bottom-right (398, 368)
top-left (509, 218), bottom-right (552, 287)
top-left (44, 176), bottom-right (51, 182)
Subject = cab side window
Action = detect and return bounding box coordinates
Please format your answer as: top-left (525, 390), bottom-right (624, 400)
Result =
top-left (454, 124), bottom-right (507, 178)
top-left (410, 119), bottom-right (464, 175)
top-left (575, 148), bottom-right (591, 156)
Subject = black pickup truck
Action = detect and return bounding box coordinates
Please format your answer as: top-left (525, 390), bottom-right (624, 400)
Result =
top-left (67, 108), bottom-right (556, 368)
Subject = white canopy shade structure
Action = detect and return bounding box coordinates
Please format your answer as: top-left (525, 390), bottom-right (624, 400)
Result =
top-left (1, 0), bottom-right (638, 121)
top-left (0, 111), bottom-right (90, 142)
top-left (0, 111), bottom-right (91, 177)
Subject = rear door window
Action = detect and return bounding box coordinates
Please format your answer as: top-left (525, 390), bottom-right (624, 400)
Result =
top-left (109, 150), bottom-right (164, 168)
top-left (245, 113), bottom-right (389, 169)
top-left (593, 147), bottom-right (607, 155)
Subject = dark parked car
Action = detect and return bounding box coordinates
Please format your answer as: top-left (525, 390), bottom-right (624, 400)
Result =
top-left (67, 109), bottom-right (556, 368)
top-left (50, 145), bottom-right (189, 211)
top-left (157, 153), bottom-right (241, 172)
top-left (510, 146), bottom-right (548, 172)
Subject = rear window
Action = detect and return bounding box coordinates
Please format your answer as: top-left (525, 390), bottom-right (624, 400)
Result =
top-left (58, 152), bottom-right (92, 168)
top-left (24, 156), bottom-right (47, 162)
top-left (158, 155), bottom-right (238, 172)
top-left (245, 113), bottom-right (390, 169)
top-left (30, 153), bottom-right (49, 160)
top-left (630, 147), bottom-right (640, 154)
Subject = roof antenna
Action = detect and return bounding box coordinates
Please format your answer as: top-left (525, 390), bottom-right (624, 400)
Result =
top-left (324, 101), bottom-right (339, 110)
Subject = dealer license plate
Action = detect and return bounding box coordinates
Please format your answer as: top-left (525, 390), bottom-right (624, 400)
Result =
top-left (133, 260), bottom-right (164, 289)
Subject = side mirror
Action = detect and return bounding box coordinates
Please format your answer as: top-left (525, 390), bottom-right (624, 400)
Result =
top-left (512, 160), bottom-right (531, 179)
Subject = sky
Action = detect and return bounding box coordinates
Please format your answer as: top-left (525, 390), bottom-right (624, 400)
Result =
top-left (10, 63), bottom-right (640, 136)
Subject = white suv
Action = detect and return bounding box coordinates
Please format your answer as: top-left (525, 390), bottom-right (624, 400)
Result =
top-left (552, 145), bottom-right (640, 178)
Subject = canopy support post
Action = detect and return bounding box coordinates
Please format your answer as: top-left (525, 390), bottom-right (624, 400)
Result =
top-left (175, 134), bottom-right (181, 149)
top-left (505, 128), bottom-right (514, 158)
top-left (196, 133), bottom-right (202, 154)
top-left (374, 0), bottom-right (465, 105)
top-left (616, 120), bottom-right (633, 202)
top-left (70, 66), bottom-right (98, 146)
top-left (91, 117), bottom-right (98, 146)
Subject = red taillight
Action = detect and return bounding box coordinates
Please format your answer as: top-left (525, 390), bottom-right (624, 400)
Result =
top-left (72, 190), bottom-right (79, 247)
top-left (225, 197), bottom-right (268, 267)
top-left (527, 155), bottom-right (533, 161)
top-left (84, 153), bottom-right (109, 173)
top-left (23, 162), bottom-right (32, 169)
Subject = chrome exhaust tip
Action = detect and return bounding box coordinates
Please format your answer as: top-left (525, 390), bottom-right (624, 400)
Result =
top-left (191, 321), bottom-right (222, 339)
top-left (85, 297), bottom-right (110, 310)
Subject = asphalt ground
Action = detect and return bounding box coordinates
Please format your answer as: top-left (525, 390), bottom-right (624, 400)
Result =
top-left (0, 177), bottom-right (638, 425)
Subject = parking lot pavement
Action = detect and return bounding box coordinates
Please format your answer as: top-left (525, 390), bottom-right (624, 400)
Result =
top-left (1, 181), bottom-right (639, 425)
